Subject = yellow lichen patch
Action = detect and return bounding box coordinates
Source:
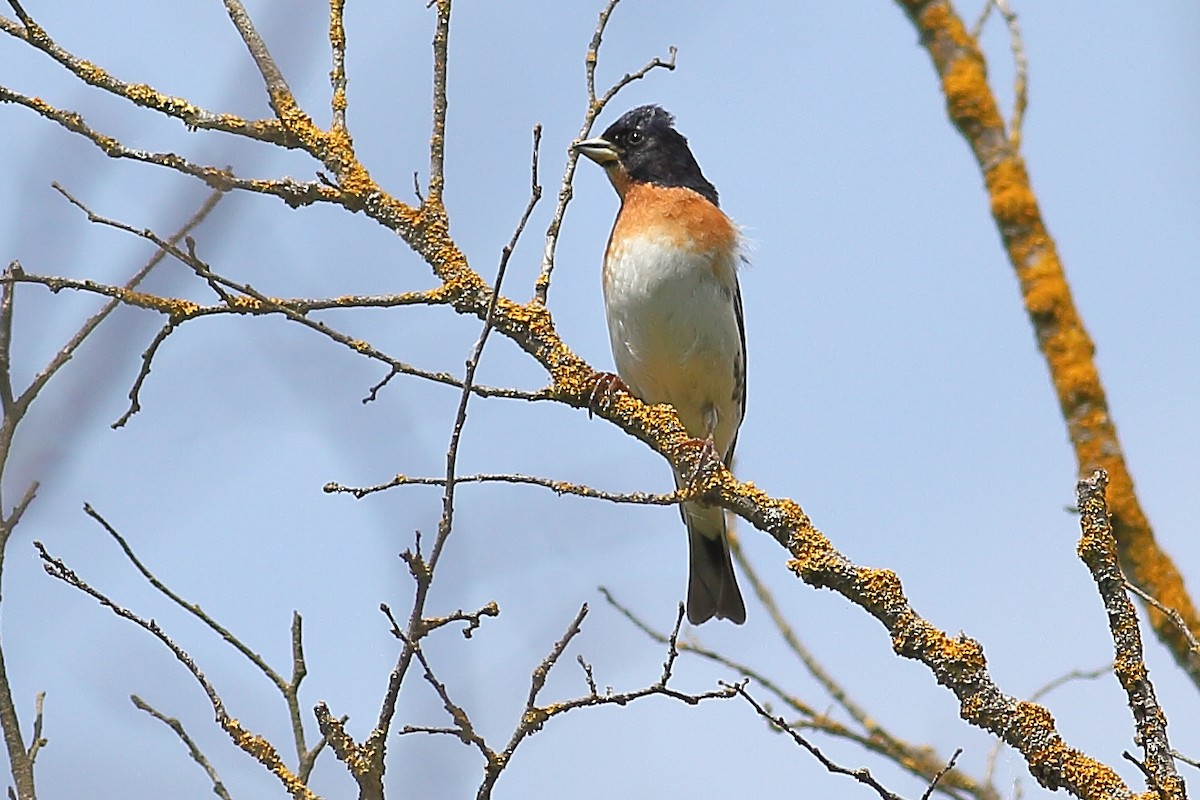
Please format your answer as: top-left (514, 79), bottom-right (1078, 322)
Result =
top-left (227, 295), bottom-right (263, 311)
top-left (857, 567), bottom-right (904, 613)
top-left (1017, 250), bottom-right (1064, 315)
top-left (1112, 655), bottom-right (1148, 685)
top-left (1010, 700), bottom-right (1056, 740)
top-left (74, 60), bottom-right (111, 86)
top-left (937, 634), bottom-right (985, 667)
top-left (940, 54), bottom-right (1003, 131)
top-left (985, 159), bottom-right (1039, 228)
top-left (328, 3), bottom-right (347, 50)
top-left (917, 2), bottom-right (973, 50)
top-left (118, 289), bottom-right (198, 318)
top-left (1054, 748), bottom-right (1130, 797)
top-left (332, 87), bottom-right (347, 114)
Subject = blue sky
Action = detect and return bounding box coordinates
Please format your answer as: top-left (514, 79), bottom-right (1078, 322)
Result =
top-left (2, 1), bottom-right (1198, 797)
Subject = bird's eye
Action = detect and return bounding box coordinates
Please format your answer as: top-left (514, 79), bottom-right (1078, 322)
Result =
top-left (626, 130), bottom-right (643, 145)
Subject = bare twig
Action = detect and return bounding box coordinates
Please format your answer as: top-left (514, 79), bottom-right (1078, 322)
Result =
top-left (26, 187), bottom-right (545, 423)
top-left (969, 0), bottom-right (994, 39)
top-left (1076, 471), bottom-right (1181, 797)
top-left (411, 639), bottom-right (492, 757)
top-left (131, 696), bottom-right (233, 800)
top-left (364, 115), bottom-right (547, 800)
top-left (600, 585), bottom-right (989, 800)
top-left (732, 682), bottom-right (903, 800)
top-left (421, 602), bottom-right (500, 639)
top-left (82, 506), bottom-right (320, 785)
top-left (921, 750), bottom-right (965, 800)
top-left (1124, 581), bottom-right (1200, 656)
top-left (324, 470), bottom-right (691, 505)
top-left (992, 0), bottom-right (1028, 149)
top-left (33, 542), bottom-right (318, 799)
top-left (477, 603), bottom-right (733, 799)
top-left (534, 0), bottom-right (676, 303)
top-left (25, 693), bottom-right (44, 766)
top-left (220, 0), bottom-right (294, 105)
top-left (0, 88), bottom-right (329, 203)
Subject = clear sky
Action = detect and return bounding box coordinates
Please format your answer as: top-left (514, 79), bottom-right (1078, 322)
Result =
top-left (2, 2), bottom-right (1198, 798)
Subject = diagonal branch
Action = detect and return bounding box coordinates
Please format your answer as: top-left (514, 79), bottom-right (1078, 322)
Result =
top-left (220, 0), bottom-right (294, 106)
top-left (34, 542), bottom-right (321, 800)
top-left (892, 0), bottom-right (1200, 688)
top-left (0, 8), bottom-right (293, 145)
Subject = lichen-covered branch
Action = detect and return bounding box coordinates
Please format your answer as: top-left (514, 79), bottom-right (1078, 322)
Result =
top-left (1076, 471), bottom-right (1183, 799)
top-left (892, 0), bottom-right (1200, 688)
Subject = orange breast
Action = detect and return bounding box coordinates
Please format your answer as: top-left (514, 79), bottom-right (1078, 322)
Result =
top-left (608, 183), bottom-right (740, 285)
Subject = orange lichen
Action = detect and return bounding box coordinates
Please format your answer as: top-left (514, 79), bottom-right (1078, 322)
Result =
top-left (940, 55), bottom-right (1003, 132)
top-left (985, 159), bottom-right (1039, 227)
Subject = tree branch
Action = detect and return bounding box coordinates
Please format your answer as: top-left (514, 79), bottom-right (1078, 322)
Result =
top-left (892, 0), bottom-right (1200, 687)
top-left (1076, 471), bottom-right (1182, 798)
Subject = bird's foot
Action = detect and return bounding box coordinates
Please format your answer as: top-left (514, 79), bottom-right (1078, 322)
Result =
top-left (586, 370), bottom-right (630, 419)
top-left (674, 435), bottom-right (723, 498)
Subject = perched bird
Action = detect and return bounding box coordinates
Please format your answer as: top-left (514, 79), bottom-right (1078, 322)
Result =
top-left (573, 105), bottom-right (747, 625)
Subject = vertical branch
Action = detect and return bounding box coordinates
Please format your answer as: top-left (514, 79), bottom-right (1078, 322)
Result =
top-left (328, 0), bottom-right (348, 132)
top-left (0, 647), bottom-right (33, 800)
top-left (1076, 471), bottom-right (1183, 798)
top-left (363, 125), bottom-right (542, 796)
top-left (0, 263), bottom-right (16, 414)
top-left (426, 0), bottom-right (451, 205)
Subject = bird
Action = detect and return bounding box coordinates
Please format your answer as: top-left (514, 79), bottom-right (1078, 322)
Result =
top-left (573, 104), bottom-right (747, 625)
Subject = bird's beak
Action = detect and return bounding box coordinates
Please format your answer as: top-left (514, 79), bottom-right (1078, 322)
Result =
top-left (572, 136), bottom-right (619, 165)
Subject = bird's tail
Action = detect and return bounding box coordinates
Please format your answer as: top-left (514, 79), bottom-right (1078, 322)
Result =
top-left (680, 498), bottom-right (746, 625)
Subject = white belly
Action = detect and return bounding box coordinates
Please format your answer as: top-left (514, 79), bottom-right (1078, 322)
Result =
top-left (603, 236), bottom-right (744, 456)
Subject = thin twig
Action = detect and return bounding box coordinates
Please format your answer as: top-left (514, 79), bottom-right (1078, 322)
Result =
top-left (83, 504), bottom-right (291, 695)
top-left (421, 602), bottom-right (500, 639)
top-left (131, 695), bottom-right (233, 800)
top-left (25, 692), bottom-right (44, 765)
top-left (921, 750), bottom-right (965, 800)
top-left (0, 88), bottom-right (330, 203)
top-left (599, 585), bottom-right (987, 800)
top-left (1124, 581), bottom-right (1200, 656)
top-left (731, 682), bottom-right (903, 800)
top-left (33, 542), bottom-right (319, 799)
top-left (969, 0), bottom-right (994, 40)
top-left (534, 0), bottom-right (676, 303)
top-left (31, 187), bottom-right (546, 423)
top-left (370, 119), bottom-right (546, 793)
top-left (992, 0), bottom-right (1028, 149)
top-left (323, 470), bottom-right (691, 505)
top-left (477, 603), bottom-right (733, 800)
top-left (82, 504), bottom-right (318, 776)
top-left (220, 0), bottom-right (294, 105)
